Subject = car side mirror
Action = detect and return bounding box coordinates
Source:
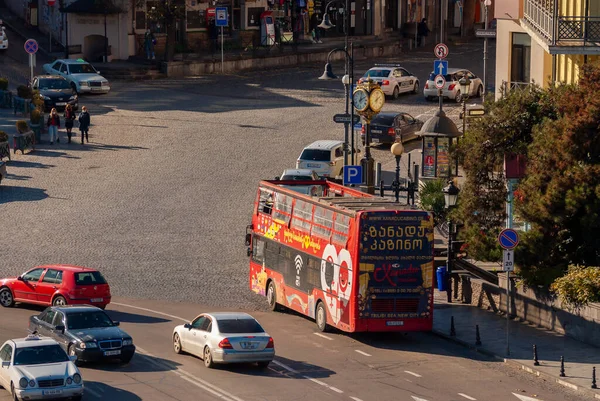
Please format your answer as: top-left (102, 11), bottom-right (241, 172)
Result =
top-left (17, 276), bottom-right (24, 281)
top-left (245, 233), bottom-right (251, 247)
top-left (274, 176), bottom-right (280, 180)
top-left (1, 361), bottom-right (10, 368)
top-left (184, 323), bottom-right (192, 330)
top-left (69, 355), bottom-right (77, 362)
top-left (113, 321), bottom-right (120, 326)
top-left (247, 247), bottom-right (252, 257)
top-left (97, 71), bottom-right (101, 74)
top-left (55, 325), bottom-right (65, 334)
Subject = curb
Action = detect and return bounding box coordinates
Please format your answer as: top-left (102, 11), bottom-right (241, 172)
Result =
top-left (431, 329), bottom-right (600, 399)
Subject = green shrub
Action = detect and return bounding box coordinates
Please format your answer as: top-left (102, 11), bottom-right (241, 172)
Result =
top-left (418, 178), bottom-right (448, 225)
top-left (16, 120), bottom-right (29, 133)
top-left (0, 131), bottom-right (8, 142)
top-left (551, 265), bottom-right (600, 307)
top-left (30, 109), bottom-right (42, 124)
top-left (17, 85), bottom-right (33, 99)
top-left (0, 78), bottom-right (8, 91)
top-left (32, 90), bottom-right (45, 111)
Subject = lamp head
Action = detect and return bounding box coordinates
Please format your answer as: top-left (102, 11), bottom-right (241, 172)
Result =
top-left (318, 15), bottom-right (335, 30)
top-left (484, 0), bottom-right (492, 5)
top-left (391, 142), bottom-right (404, 156)
top-left (442, 180), bottom-right (460, 208)
top-left (319, 63), bottom-right (337, 80)
top-left (458, 76), bottom-right (471, 94)
top-left (341, 74), bottom-right (350, 85)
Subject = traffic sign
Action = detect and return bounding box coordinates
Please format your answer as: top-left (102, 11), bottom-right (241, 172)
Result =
top-left (476, 29), bottom-right (497, 38)
top-left (503, 250), bottom-right (515, 272)
top-left (434, 59), bottom-right (448, 76)
top-left (333, 113), bottom-right (360, 124)
top-left (343, 165), bottom-right (362, 185)
top-left (24, 39), bottom-right (38, 54)
top-left (434, 74), bottom-right (446, 89)
top-left (434, 43), bottom-right (449, 59)
top-left (498, 228), bottom-right (519, 250)
top-left (47, 0), bottom-right (56, 6)
top-left (215, 7), bottom-right (228, 27)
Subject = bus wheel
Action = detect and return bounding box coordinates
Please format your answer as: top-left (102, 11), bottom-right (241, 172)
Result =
top-left (267, 281), bottom-right (278, 312)
top-left (316, 302), bottom-right (328, 332)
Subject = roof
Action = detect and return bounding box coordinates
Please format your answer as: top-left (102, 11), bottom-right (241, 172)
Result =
top-left (303, 140), bottom-right (344, 150)
top-left (50, 305), bottom-right (102, 314)
top-left (34, 75), bottom-right (66, 80)
top-left (374, 111), bottom-right (407, 117)
top-left (36, 264), bottom-right (97, 272)
top-left (60, 0), bottom-right (124, 14)
top-left (206, 312), bottom-right (255, 320)
top-left (53, 59), bottom-right (92, 65)
top-left (11, 336), bottom-right (59, 348)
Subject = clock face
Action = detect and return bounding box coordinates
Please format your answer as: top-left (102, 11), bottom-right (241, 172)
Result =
top-left (369, 89), bottom-right (385, 112)
top-left (353, 89), bottom-right (369, 111)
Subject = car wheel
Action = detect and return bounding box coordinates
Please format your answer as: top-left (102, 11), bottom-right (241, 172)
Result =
top-left (477, 85), bottom-right (484, 98)
top-left (173, 333), bottom-right (183, 354)
top-left (11, 382), bottom-right (18, 401)
top-left (315, 301), bottom-right (328, 332)
top-left (392, 86), bottom-right (399, 100)
top-left (412, 81), bottom-right (419, 94)
top-left (0, 287), bottom-right (15, 307)
top-left (52, 295), bottom-right (67, 306)
top-left (203, 346), bottom-right (215, 368)
top-left (257, 361), bottom-right (270, 369)
top-left (68, 344), bottom-right (82, 367)
top-left (266, 281), bottom-right (278, 312)
top-left (455, 90), bottom-right (463, 103)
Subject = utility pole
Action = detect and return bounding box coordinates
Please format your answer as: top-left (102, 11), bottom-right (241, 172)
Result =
top-left (483, 0), bottom-right (491, 96)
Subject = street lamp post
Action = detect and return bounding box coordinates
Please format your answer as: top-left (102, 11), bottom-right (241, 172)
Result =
top-left (483, 0), bottom-right (491, 96)
top-left (390, 142), bottom-right (404, 203)
top-left (442, 180), bottom-right (460, 303)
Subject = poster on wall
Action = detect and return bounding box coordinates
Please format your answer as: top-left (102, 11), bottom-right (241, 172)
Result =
top-left (437, 137), bottom-right (450, 177)
top-left (406, 0), bottom-right (422, 23)
top-left (423, 137), bottom-right (436, 178)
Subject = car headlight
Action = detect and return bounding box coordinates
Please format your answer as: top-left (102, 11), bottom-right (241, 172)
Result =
top-left (73, 373), bottom-right (82, 384)
top-left (42, 95), bottom-right (50, 100)
top-left (66, 377), bottom-right (72, 385)
top-left (69, 95), bottom-right (77, 100)
top-left (80, 341), bottom-right (98, 349)
top-left (80, 81), bottom-right (88, 86)
top-left (101, 81), bottom-right (109, 86)
top-left (28, 379), bottom-right (35, 387)
top-left (122, 339), bottom-right (133, 346)
top-left (19, 378), bottom-right (28, 388)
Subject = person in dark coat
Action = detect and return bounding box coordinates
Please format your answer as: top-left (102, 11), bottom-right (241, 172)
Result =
top-left (209, 19), bottom-right (218, 54)
top-left (417, 18), bottom-right (430, 47)
top-left (64, 104), bottom-right (76, 143)
top-left (78, 106), bottom-right (90, 144)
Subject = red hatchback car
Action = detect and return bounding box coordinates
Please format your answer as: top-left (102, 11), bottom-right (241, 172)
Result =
top-left (0, 265), bottom-right (111, 309)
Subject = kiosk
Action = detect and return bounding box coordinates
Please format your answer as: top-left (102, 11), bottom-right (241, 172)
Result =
top-left (260, 11), bottom-right (275, 46)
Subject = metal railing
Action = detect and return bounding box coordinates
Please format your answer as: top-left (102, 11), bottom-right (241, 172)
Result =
top-left (500, 81), bottom-right (532, 97)
top-left (557, 16), bottom-right (600, 45)
top-left (523, 0), bottom-right (555, 43)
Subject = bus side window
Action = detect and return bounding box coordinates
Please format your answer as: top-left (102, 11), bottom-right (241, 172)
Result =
top-left (259, 189), bottom-right (274, 215)
top-left (252, 238), bottom-right (265, 263)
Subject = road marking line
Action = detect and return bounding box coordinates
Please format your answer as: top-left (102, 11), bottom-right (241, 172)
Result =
top-left (350, 397), bottom-right (364, 401)
top-left (111, 302), bottom-right (188, 322)
top-left (329, 386), bottom-right (344, 394)
top-left (85, 386), bottom-right (103, 398)
top-left (314, 332), bottom-right (334, 340)
top-left (404, 370), bottom-right (422, 378)
top-left (355, 350), bottom-right (371, 357)
top-left (272, 360), bottom-right (299, 374)
top-left (458, 394), bottom-right (477, 400)
top-left (303, 376), bottom-right (327, 386)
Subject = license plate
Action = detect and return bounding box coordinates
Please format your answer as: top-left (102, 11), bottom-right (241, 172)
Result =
top-left (56, 102), bottom-right (66, 106)
top-left (372, 138), bottom-right (380, 143)
top-left (90, 298), bottom-right (103, 302)
top-left (240, 342), bottom-right (258, 350)
top-left (307, 163), bottom-right (321, 168)
top-left (104, 350), bottom-right (121, 356)
top-left (371, 130), bottom-right (382, 133)
top-left (43, 389), bottom-right (63, 396)
top-left (386, 321), bottom-right (404, 326)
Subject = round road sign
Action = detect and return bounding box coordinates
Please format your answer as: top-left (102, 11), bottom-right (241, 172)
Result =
top-left (434, 43), bottom-right (449, 59)
top-left (498, 228), bottom-right (519, 250)
top-left (47, 0), bottom-right (56, 6)
top-left (434, 74), bottom-right (446, 89)
top-left (24, 39), bottom-right (38, 54)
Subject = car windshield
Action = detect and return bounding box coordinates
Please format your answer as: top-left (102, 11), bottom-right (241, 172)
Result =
top-left (75, 271), bottom-right (107, 285)
top-left (281, 175), bottom-right (314, 180)
top-left (66, 311), bottom-right (115, 330)
top-left (218, 318), bottom-right (264, 333)
top-left (363, 69), bottom-right (390, 78)
top-left (14, 344), bottom-right (69, 366)
top-left (299, 149), bottom-right (330, 162)
top-left (68, 63), bottom-right (97, 74)
top-left (428, 73), bottom-right (454, 81)
top-left (39, 79), bottom-right (70, 90)
top-left (371, 115), bottom-right (397, 125)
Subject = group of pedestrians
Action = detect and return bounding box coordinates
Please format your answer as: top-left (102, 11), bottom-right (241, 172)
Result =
top-left (46, 105), bottom-right (91, 145)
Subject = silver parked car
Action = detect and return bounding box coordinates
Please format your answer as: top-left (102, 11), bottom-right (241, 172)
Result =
top-left (423, 68), bottom-right (484, 103)
top-left (172, 312), bottom-right (275, 369)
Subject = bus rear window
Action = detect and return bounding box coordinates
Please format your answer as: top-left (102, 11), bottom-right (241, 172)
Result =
top-left (75, 271), bottom-right (107, 286)
top-left (299, 149), bottom-right (330, 161)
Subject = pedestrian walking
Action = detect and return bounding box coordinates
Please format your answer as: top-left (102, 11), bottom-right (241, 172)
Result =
top-left (64, 104), bottom-right (76, 143)
top-left (144, 29), bottom-right (156, 60)
top-left (46, 108), bottom-right (60, 145)
top-left (209, 18), bottom-right (218, 54)
top-left (417, 18), bottom-right (430, 47)
top-left (309, 13), bottom-right (323, 44)
top-left (78, 106), bottom-right (90, 144)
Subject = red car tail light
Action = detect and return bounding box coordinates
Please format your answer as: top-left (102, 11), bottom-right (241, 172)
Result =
top-left (218, 338), bottom-right (233, 349)
top-left (266, 337), bottom-right (274, 348)
top-left (381, 80), bottom-right (390, 86)
top-left (424, 82), bottom-right (429, 89)
top-left (448, 84), bottom-right (456, 90)
top-left (388, 128), bottom-right (395, 136)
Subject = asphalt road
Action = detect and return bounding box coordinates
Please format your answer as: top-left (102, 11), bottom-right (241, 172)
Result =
top-left (0, 298), bottom-right (589, 401)
top-left (0, 24), bottom-right (49, 87)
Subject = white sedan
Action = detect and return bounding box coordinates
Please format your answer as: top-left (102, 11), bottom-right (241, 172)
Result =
top-left (172, 312), bottom-right (275, 369)
top-left (0, 335), bottom-right (84, 401)
top-left (42, 59), bottom-right (110, 94)
top-left (358, 65), bottom-right (419, 99)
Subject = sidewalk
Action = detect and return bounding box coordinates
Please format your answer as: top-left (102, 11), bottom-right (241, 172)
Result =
top-left (432, 290), bottom-right (600, 399)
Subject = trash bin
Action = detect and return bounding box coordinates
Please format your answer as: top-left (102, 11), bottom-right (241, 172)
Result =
top-left (436, 266), bottom-right (447, 291)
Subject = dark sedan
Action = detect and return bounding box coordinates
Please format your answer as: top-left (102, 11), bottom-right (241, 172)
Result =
top-left (29, 305), bottom-right (135, 365)
top-left (31, 75), bottom-right (78, 112)
top-left (361, 112), bottom-right (424, 145)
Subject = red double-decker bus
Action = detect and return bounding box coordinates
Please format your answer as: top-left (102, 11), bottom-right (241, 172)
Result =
top-left (245, 179), bottom-right (435, 333)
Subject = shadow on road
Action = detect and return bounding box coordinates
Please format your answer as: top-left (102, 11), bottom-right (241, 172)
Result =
top-left (85, 381), bottom-right (142, 401)
top-left (0, 185), bottom-right (48, 203)
top-left (106, 310), bottom-right (172, 324)
top-left (219, 355), bottom-right (336, 379)
top-left (89, 351), bottom-right (182, 373)
top-left (5, 160), bottom-right (56, 169)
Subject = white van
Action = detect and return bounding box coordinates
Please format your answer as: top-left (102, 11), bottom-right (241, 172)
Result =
top-left (296, 140), bottom-right (344, 179)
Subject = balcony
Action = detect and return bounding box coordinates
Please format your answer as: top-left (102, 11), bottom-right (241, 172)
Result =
top-left (523, 0), bottom-right (600, 54)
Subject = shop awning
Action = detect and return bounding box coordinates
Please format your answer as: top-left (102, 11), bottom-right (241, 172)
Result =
top-left (60, 0), bottom-right (125, 14)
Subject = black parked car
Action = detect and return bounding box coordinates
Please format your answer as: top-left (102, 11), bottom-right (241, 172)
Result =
top-left (29, 305), bottom-right (135, 365)
top-left (361, 112), bottom-right (424, 145)
top-left (30, 75), bottom-right (78, 112)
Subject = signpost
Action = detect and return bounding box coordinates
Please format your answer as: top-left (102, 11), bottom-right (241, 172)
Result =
top-left (24, 39), bottom-right (38, 82)
top-left (434, 60), bottom-right (448, 76)
top-left (333, 113), bottom-right (360, 124)
top-left (343, 165), bottom-right (362, 185)
top-left (475, 29), bottom-right (496, 38)
top-left (498, 227), bottom-right (519, 356)
top-left (434, 75), bottom-right (446, 89)
top-left (215, 7), bottom-right (228, 73)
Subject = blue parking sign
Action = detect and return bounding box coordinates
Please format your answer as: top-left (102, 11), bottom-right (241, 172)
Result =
top-left (215, 7), bottom-right (228, 27)
top-left (343, 165), bottom-right (363, 185)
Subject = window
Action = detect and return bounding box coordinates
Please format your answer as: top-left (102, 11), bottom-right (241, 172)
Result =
top-left (14, 345), bottom-right (68, 366)
top-left (299, 149), bottom-right (331, 162)
top-left (332, 214), bottom-right (350, 245)
top-left (403, 115), bottom-right (415, 124)
top-left (59, 63), bottom-right (68, 74)
top-left (511, 33), bottom-right (531, 83)
top-left (191, 316), bottom-right (207, 329)
top-left (258, 188), bottom-right (274, 215)
top-left (66, 311), bottom-right (114, 330)
top-left (252, 237), bottom-right (265, 264)
top-left (334, 148), bottom-right (343, 158)
top-left (400, 69), bottom-right (411, 77)
top-left (53, 312), bottom-right (65, 327)
top-left (217, 318), bottom-right (264, 333)
top-left (22, 268), bottom-right (44, 282)
top-left (291, 199), bottom-right (313, 231)
top-left (0, 344), bottom-right (12, 362)
top-left (42, 269), bottom-right (63, 284)
top-left (199, 318), bottom-right (211, 331)
top-left (68, 63), bottom-right (97, 74)
top-left (42, 310), bottom-right (57, 325)
top-left (75, 271), bottom-right (107, 286)
top-left (312, 207), bottom-right (334, 239)
top-left (39, 79), bottom-right (70, 90)
top-left (272, 192), bottom-right (293, 224)
top-left (364, 69), bottom-right (391, 78)
top-left (392, 69), bottom-right (402, 77)
top-left (264, 241), bottom-right (279, 267)
top-left (306, 256), bottom-right (321, 288)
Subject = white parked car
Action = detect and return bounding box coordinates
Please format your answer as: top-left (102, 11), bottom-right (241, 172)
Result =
top-left (358, 65), bottom-right (419, 99)
top-left (172, 312), bottom-right (275, 369)
top-left (0, 25), bottom-right (8, 50)
top-left (0, 334), bottom-right (84, 401)
top-left (42, 59), bottom-right (110, 94)
top-left (296, 140), bottom-right (345, 179)
top-left (276, 168), bottom-right (323, 196)
top-left (423, 68), bottom-right (484, 103)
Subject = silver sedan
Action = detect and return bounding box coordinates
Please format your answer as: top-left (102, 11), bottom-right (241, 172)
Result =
top-left (172, 312), bottom-right (275, 369)
top-left (423, 68), bottom-right (484, 103)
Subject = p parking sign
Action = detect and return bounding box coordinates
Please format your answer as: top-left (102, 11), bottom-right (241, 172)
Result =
top-left (343, 165), bottom-right (362, 185)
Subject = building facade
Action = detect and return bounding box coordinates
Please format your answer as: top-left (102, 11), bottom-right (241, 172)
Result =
top-left (495, 0), bottom-right (600, 99)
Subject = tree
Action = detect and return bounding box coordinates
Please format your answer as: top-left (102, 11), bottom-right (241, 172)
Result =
top-left (144, 0), bottom-right (185, 61)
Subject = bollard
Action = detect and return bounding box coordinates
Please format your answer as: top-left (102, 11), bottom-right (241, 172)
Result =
top-left (560, 356), bottom-right (566, 377)
top-left (533, 344), bottom-right (540, 366)
top-left (475, 325), bottom-right (481, 346)
top-left (592, 366), bottom-right (597, 389)
top-left (450, 316), bottom-right (456, 337)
